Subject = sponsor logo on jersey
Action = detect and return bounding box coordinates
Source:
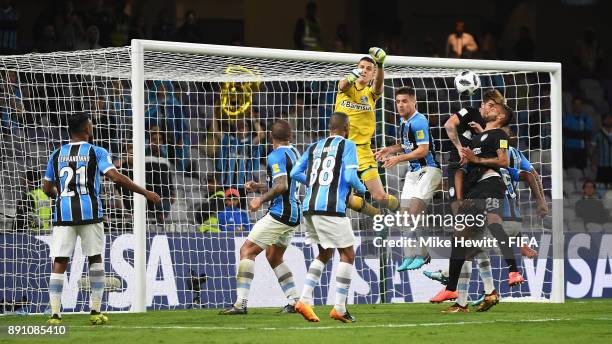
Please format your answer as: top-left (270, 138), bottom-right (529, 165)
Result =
top-left (339, 100), bottom-right (372, 111)
top-left (462, 131), bottom-right (472, 140)
top-left (272, 163), bottom-right (280, 173)
top-left (481, 133), bottom-right (488, 141)
top-left (500, 139), bottom-right (508, 149)
top-left (473, 147), bottom-right (482, 155)
top-left (458, 108), bottom-right (468, 117)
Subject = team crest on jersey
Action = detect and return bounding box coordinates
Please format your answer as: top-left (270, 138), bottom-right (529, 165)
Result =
top-left (480, 133), bottom-right (488, 141)
top-left (361, 95), bottom-right (368, 103)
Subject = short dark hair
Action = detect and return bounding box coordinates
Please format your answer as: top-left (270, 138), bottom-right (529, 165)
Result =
top-left (68, 113), bottom-right (91, 136)
top-left (395, 86), bottom-right (416, 99)
top-left (582, 180), bottom-right (595, 190)
top-left (329, 112), bottom-right (349, 131)
top-left (359, 56), bottom-right (376, 66)
top-left (271, 119), bottom-right (292, 141)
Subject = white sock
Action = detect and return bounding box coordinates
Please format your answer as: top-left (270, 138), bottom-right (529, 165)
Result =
top-left (456, 261), bottom-right (472, 307)
top-left (49, 273), bottom-right (64, 316)
top-left (334, 262), bottom-right (353, 314)
top-left (89, 263), bottom-right (105, 312)
top-left (476, 252), bottom-right (495, 294)
top-left (273, 263), bottom-right (298, 305)
top-left (234, 259), bottom-right (255, 309)
top-left (300, 259), bottom-right (325, 305)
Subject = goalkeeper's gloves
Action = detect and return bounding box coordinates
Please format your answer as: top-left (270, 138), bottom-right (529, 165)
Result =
top-left (345, 68), bottom-right (364, 84)
top-left (369, 47), bottom-right (386, 67)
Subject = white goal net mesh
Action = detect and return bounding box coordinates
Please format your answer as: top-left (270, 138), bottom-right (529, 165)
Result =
top-left (0, 46), bottom-right (553, 313)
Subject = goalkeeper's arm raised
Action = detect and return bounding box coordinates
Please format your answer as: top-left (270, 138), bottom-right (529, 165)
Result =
top-left (369, 47), bottom-right (386, 95)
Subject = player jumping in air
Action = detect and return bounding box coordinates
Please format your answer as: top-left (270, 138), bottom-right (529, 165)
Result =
top-left (219, 120), bottom-right (302, 315)
top-left (441, 104), bottom-right (514, 313)
top-left (336, 47), bottom-right (400, 217)
top-left (43, 113), bottom-right (161, 325)
top-left (374, 86), bottom-right (442, 271)
top-left (290, 112), bottom-right (367, 323)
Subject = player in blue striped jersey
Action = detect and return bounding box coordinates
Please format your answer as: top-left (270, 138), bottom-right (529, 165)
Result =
top-left (220, 120), bottom-right (302, 315)
top-left (501, 145), bottom-right (548, 257)
top-left (375, 87), bottom-right (442, 271)
top-left (291, 112), bottom-right (367, 324)
top-left (42, 113), bottom-right (160, 325)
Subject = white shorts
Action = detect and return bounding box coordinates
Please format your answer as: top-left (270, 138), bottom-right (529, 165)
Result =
top-left (401, 167), bottom-right (442, 203)
top-left (247, 214), bottom-right (297, 249)
top-left (50, 222), bottom-right (104, 257)
top-left (303, 215), bottom-right (355, 249)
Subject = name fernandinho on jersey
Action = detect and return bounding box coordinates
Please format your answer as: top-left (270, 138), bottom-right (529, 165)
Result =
top-left (339, 100), bottom-right (372, 111)
top-left (59, 155), bottom-right (90, 163)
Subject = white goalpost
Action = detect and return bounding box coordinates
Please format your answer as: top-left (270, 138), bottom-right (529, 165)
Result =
top-left (0, 39), bottom-right (563, 315)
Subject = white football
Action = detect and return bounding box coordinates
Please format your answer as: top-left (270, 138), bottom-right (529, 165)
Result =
top-left (454, 70), bottom-right (481, 96)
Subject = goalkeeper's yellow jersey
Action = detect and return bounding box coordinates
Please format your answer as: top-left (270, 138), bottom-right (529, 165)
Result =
top-left (334, 84), bottom-right (380, 145)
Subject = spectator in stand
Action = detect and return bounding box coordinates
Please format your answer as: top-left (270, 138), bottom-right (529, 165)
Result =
top-left (54, 0), bottom-right (84, 51)
top-left (0, 0), bottom-right (19, 54)
top-left (76, 25), bottom-right (102, 50)
top-left (217, 188), bottom-right (251, 232)
top-left (34, 24), bottom-right (61, 53)
top-left (563, 96), bottom-right (592, 169)
top-left (176, 11), bottom-right (202, 43)
top-left (513, 26), bottom-right (535, 61)
top-left (293, 1), bottom-right (322, 51)
top-left (115, 143), bottom-right (134, 212)
top-left (575, 180), bottom-right (611, 225)
top-left (146, 125), bottom-right (169, 158)
top-left (196, 174), bottom-right (225, 232)
top-left (575, 28), bottom-right (604, 76)
top-left (479, 24), bottom-right (498, 59)
top-left (446, 20), bottom-right (478, 58)
top-left (591, 115), bottom-right (612, 187)
top-left (332, 24), bottom-right (351, 53)
top-left (152, 10), bottom-right (175, 41)
top-left (84, 0), bottom-right (112, 47)
top-left (14, 170), bottom-right (52, 231)
top-left (212, 109), bottom-right (266, 190)
top-left (145, 132), bottom-right (176, 224)
top-left (129, 15), bottom-right (149, 40)
top-left (91, 95), bottom-right (118, 153)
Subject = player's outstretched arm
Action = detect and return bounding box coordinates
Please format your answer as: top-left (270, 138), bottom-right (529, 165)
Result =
top-left (520, 169), bottom-right (549, 217)
top-left (374, 144), bottom-right (403, 161)
top-left (105, 169), bottom-right (161, 203)
top-left (369, 47), bottom-right (386, 96)
top-left (249, 175), bottom-right (288, 212)
top-left (339, 68), bottom-right (364, 92)
top-left (444, 114), bottom-right (463, 157)
top-left (344, 167), bottom-right (366, 196)
top-left (382, 144), bottom-right (429, 168)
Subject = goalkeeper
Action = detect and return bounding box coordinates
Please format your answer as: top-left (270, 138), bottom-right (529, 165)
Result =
top-left (336, 47), bottom-right (400, 215)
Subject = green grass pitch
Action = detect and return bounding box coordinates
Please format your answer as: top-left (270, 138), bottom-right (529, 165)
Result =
top-left (1, 300), bottom-right (611, 343)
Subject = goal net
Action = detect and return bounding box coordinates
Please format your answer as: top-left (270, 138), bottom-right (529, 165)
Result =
top-left (0, 41), bottom-right (562, 314)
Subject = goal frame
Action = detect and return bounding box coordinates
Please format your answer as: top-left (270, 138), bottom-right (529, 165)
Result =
top-left (129, 39), bottom-right (564, 312)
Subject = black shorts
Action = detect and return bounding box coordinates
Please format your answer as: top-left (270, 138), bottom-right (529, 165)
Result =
top-left (464, 176), bottom-right (505, 217)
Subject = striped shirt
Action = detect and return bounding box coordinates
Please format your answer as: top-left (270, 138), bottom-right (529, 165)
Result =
top-left (44, 142), bottom-right (116, 226)
top-left (266, 145), bottom-right (301, 226)
top-left (399, 112), bottom-right (440, 171)
top-left (591, 129), bottom-right (612, 167)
